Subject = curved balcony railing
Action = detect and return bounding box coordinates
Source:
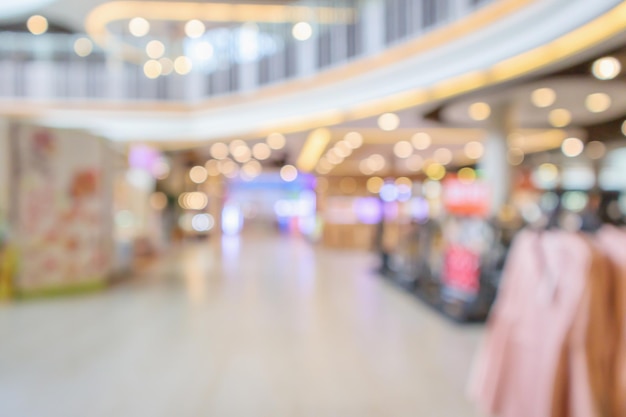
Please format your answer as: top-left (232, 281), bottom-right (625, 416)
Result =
top-left (0, 0), bottom-right (496, 102)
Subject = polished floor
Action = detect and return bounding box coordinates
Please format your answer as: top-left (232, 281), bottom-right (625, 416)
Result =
top-left (0, 233), bottom-right (485, 417)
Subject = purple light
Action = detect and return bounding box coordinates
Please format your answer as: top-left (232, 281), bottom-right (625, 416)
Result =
top-left (380, 183), bottom-right (398, 202)
top-left (354, 197), bottom-right (383, 224)
top-left (128, 145), bottom-right (160, 171)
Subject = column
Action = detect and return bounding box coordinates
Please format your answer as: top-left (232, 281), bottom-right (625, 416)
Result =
top-left (361, 0), bottom-right (385, 54)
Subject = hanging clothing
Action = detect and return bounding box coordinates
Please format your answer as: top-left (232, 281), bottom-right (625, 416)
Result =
top-left (469, 229), bottom-right (618, 417)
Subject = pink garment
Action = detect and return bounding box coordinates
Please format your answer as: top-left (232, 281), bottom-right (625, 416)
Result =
top-left (469, 230), bottom-right (604, 417)
top-left (595, 226), bottom-right (626, 417)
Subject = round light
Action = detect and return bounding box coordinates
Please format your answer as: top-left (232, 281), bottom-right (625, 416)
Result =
top-left (280, 165), bottom-right (298, 182)
top-left (508, 132), bottom-right (524, 147)
top-left (146, 40), bottom-right (165, 59)
top-left (561, 137), bottom-right (584, 158)
top-left (366, 177), bottom-right (384, 193)
top-left (174, 56), bottom-right (193, 75)
top-left (367, 154), bottom-right (386, 172)
top-left (189, 166), bottom-right (208, 183)
top-left (531, 88), bottom-right (556, 108)
top-left (380, 183), bottom-right (399, 202)
top-left (185, 19), bottom-right (206, 38)
top-left (464, 141), bottom-right (484, 159)
top-left (27, 15), bottom-right (48, 35)
top-left (266, 132), bottom-right (286, 150)
top-left (143, 60), bottom-right (162, 79)
top-left (548, 108), bottom-right (572, 127)
top-left (221, 160), bottom-right (239, 179)
top-left (233, 146), bottom-right (252, 163)
top-left (507, 148), bottom-right (525, 166)
top-left (426, 163), bottom-right (446, 181)
top-left (458, 167), bottom-right (476, 184)
top-left (317, 158), bottom-right (333, 173)
top-left (129, 17), bottom-right (150, 37)
top-left (592, 56), bottom-right (621, 80)
top-left (378, 113), bottom-right (400, 131)
top-left (210, 142), bottom-right (229, 160)
top-left (339, 177), bottom-right (357, 194)
top-left (344, 132), bottom-right (363, 149)
top-left (150, 192), bottom-right (168, 210)
top-left (179, 192), bottom-right (208, 210)
top-left (252, 142), bottom-right (271, 160)
top-left (159, 58), bottom-right (174, 75)
top-left (292, 22), bottom-right (312, 41)
top-left (536, 163), bottom-right (559, 185)
top-left (205, 159), bottom-right (220, 176)
top-left (335, 141), bottom-right (353, 158)
top-left (433, 148), bottom-right (453, 165)
top-left (393, 141), bottom-right (413, 158)
top-left (586, 141), bottom-right (606, 160)
top-left (192, 213), bottom-right (215, 232)
top-left (405, 154), bottom-right (423, 172)
top-left (395, 177), bottom-right (412, 187)
top-left (193, 41), bottom-right (214, 61)
top-left (73, 37), bottom-right (93, 57)
top-left (423, 180), bottom-right (442, 199)
top-left (411, 132), bottom-right (431, 150)
top-left (241, 160), bottom-right (262, 180)
top-left (585, 93), bottom-right (611, 113)
top-left (152, 158), bottom-right (170, 179)
top-left (229, 139), bottom-right (247, 155)
top-left (468, 102), bottom-right (491, 121)
top-left (359, 160), bottom-right (375, 175)
top-left (326, 151), bottom-right (344, 165)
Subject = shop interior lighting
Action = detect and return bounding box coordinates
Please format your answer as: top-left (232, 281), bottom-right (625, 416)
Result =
top-left (205, 159), bottom-right (220, 176)
top-left (405, 154), bottom-right (424, 172)
top-left (27, 15), bottom-right (48, 35)
top-left (74, 38), bottom-right (93, 57)
top-left (159, 58), bottom-right (174, 75)
top-left (411, 132), bottom-right (432, 150)
top-left (174, 56), bottom-right (193, 74)
top-left (129, 17), bottom-right (150, 37)
top-left (185, 19), bottom-right (206, 38)
top-left (266, 132), bottom-right (286, 150)
top-left (458, 167), bottom-right (477, 183)
top-left (433, 148), bottom-right (453, 165)
top-left (464, 141), bottom-right (484, 159)
top-left (252, 142), bottom-right (271, 160)
top-left (561, 137), bottom-right (584, 158)
top-left (146, 40), bottom-right (165, 59)
top-left (344, 132), bottom-right (363, 149)
top-left (210, 142), bottom-right (229, 159)
top-left (425, 163), bottom-right (446, 181)
top-left (585, 93), bottom-right (611, 113)
top-left (280, 165), bottom-right (298, 182)
top-left (297, 128), bottom-right (331, 172)
top-left (377, 113), bottom-right (400, 131)
top-left (585, 141), bottom-right (606, 160)
top-left (292, 22), bottom-right (312, 41)
top-left (366, 177), bottom-right (384, 193)
top-left (592, 56), bottom-right (621, 80)
top-left (531, 88), bottom-right (556, 108)
top-left (548, 108), bottom-right (572, 127)
top-left (143, 60), bottom-right (162, 79)
top-left (507, 148), bottom-right (525, 166)
top-left (189, 166), bottom-right (208, 183)
top-left (468, 102), bottom-right (491, 121)
top-left (393, 141), bottom-right (413, 158)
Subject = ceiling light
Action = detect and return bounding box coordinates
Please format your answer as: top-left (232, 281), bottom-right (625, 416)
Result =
top-left (585, 93), bottom-right (611, 113)
top-left (27, 15), bottom-right (48, 35)
top-left (393, 141), bottom-right (413, 158)
top-left (378, 113), bottom-right (400, 131)
top-left (280, 165), bottom-right (298, 182)
top-left (189, 166), bottom-right (208, 183)
top-left (411, 132), bottom-right (431, 150)
top-left (146, 40), bottom-right (165, 59)
top-left (561, 137), bottom-right (584, 158)
top-left (433, 148), bottom-right (453, 165)
top-left (592, 56), bottom-right (621, 80)
top-left (143, 59), bottom-right (162, 79)
top-left (366, 177), bottom-right (384, 194)
top-left (129, 17), bottom-right (150, 37)
top-left (344, 132), bottom-right (363, 149)
top-left (233, 146), bottom-right (252, 163)
top-left (405, 154), bottom-right (423, 172)
top-left (585, 141), bottom-right (606, 160)
top-left (531, 88), bottom-right (556, 108)
top-left (252, 142), bottom-right (271, 160)
top-left (210, 142), bottom-right (229, 159)
top-left (174, 56), bottom-right (192, 74)
top-left (367, 154), bottom-right (386, 172)
top-left (266, 132), bottom-right (286, 150)
top-left (548, 108), bottom-right (572, 127)
top-left (74, 37), bottom-right (93, 57)
top-left (464, 141), bottom-right (484, 159)
top-left (468, 102), bottom-right (491, 121)
top-left (292, 22), bottom-right (312, 41)
top-left (192, 41), bottom-right (214, 61)
top-left (159, 57), bottom-right (174, 75)
top-left (205, 159), bottom-right (220, 176)
top-left (185, 19), bottom-right (206, 38)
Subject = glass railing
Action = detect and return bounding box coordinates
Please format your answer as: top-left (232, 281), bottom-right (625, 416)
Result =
top-left (0, 0), bottom-right (496, 102)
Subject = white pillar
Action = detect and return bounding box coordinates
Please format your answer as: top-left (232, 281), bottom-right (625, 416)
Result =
top-left (0, 119), bottom-right (9, 226)
top-left (479, 105), bottom-right (513, 216)
top-left (362, 0), bottom-right (385, 54)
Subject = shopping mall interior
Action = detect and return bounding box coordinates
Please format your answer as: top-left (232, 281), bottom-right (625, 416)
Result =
top-left (1, 0), bottom-right (625, 416)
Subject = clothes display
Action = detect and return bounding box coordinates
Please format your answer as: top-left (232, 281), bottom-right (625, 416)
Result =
top-left (469, 227), bottom-right (626, 417)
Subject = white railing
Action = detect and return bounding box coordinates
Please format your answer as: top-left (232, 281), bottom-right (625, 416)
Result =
top-left (0, 0), bottom-right (496, 102)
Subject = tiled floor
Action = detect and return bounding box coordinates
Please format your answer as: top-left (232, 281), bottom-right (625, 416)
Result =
top-left (0, 233), bottom-right (485, 417)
